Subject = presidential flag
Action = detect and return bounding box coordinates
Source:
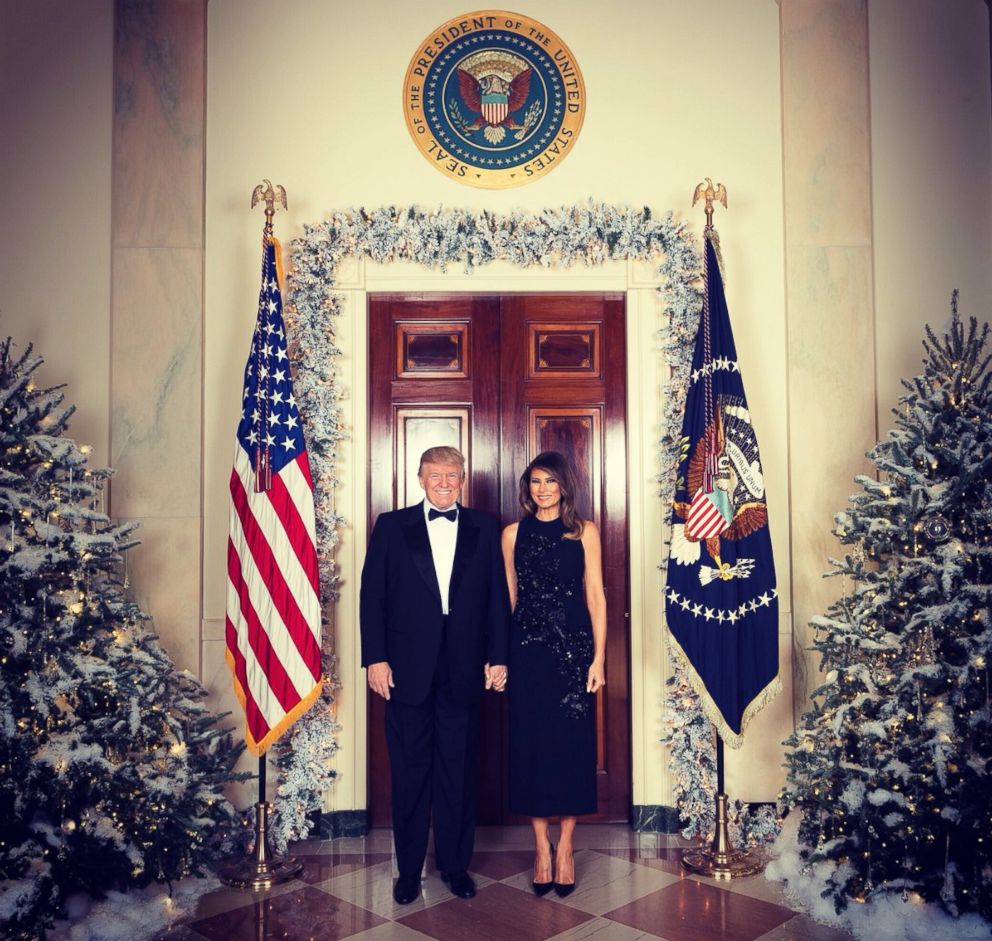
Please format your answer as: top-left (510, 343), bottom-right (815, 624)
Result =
top-left (665, 231), bottom-right (780, 748)
top-left (226, 236), bottom-right (322, 756)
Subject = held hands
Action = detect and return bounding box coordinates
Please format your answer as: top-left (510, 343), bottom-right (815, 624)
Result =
top-left (485, 663), bottom-right (507, 693)
top-left (586, 659), bottom-right (606, 694)
top-left (367, 661), bottom-right (394, 700)
top-left (370, 662), bottom-right (507, 698)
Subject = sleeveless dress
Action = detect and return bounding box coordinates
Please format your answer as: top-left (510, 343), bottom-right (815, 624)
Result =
top-left (508, 514), bottom-right (597, 817)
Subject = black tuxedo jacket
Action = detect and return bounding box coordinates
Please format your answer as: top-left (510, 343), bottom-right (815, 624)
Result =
top-left (360, 502), bottom-right (510, 705)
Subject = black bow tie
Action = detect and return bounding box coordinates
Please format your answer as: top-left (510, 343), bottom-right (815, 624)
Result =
top-left (428, 507), bottom-right (458, 523)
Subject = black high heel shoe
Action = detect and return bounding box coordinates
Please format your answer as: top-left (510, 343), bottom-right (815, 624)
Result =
top-left (532, 841), bottom-right (555, 896)
top-left (553, 848), bottom-right (575, 898)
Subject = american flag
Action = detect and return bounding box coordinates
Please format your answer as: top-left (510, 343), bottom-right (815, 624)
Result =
top-left (225, 236), bottom-right (322, 756)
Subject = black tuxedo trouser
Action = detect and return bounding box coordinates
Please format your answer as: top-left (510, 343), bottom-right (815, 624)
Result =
top-left (384, 645), bottom-right (478, 879)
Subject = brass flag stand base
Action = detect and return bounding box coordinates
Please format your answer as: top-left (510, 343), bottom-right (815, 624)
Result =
top-left (682, 736), bottom-right (765, 879)
top-left (681, 792), bottom-right (765, 879)
top-left (219, 756), bottom-right (303, 889)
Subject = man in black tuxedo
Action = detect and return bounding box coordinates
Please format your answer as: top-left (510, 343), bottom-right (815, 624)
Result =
top-left (360, 446), bottom-right (510, 904)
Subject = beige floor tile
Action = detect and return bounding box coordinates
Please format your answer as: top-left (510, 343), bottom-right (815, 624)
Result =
top-left (317, 860), bottom-right (493, 919)
top-left (502, 850), bottom-right (680, 916)
top-left (688, 869), bottom-right (791, 907)
top-left (546, 915), bottom-right (663, 940)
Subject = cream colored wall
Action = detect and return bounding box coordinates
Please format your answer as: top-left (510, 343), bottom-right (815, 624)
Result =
top-left (0, 0), bottom-right (113, 467)
top-left (204, 0), bottom-right (788, 808)
top-left (869, 0), bottom-right (992, 424)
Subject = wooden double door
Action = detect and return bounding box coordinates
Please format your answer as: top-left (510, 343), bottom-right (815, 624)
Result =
top-left (368, 293), bottom-right (630, 825)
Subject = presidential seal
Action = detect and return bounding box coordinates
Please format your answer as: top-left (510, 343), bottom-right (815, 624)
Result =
top-left (403, 11), bottom-right (586, 188)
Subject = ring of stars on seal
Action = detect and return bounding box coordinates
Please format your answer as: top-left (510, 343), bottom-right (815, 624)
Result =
top-left (403, 11), bottom-right (586, 188)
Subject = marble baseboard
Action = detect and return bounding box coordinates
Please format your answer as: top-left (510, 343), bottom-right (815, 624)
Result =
top-left (316, 809), bottom-right (370, 839)
top-left (631, 805), bottom-right (680, 832)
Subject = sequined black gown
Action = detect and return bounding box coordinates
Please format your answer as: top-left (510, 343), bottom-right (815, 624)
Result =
top-left (508, 513), bottom-right (597, 817)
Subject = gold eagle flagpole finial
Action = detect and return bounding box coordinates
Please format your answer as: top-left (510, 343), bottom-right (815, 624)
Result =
top-left (692, 177), bottom-right (728, 231)
top-left (251, 179), bottom-right (288, 236)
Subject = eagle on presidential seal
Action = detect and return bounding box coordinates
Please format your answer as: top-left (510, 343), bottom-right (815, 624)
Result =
top-left (453, 50), bottom-right (539, 144)
top-left (670, 398), bottom-right (769, 585)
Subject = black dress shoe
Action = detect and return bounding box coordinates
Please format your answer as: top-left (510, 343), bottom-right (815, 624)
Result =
top-left (440, 870), bottom-right (476, 898)
top-left (393, 875), bottom-right (420, 905)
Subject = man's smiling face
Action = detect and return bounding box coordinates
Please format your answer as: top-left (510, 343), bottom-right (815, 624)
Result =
top-left (419, 461), bottom-right (463, 511)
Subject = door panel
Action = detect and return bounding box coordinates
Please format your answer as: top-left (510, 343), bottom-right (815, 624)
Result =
top-left (528, 409), bottom-right (600, 521)
top-left (368, 293), bottom-right (629, 826)
top-left (394, 408), bottom-right (471, 508)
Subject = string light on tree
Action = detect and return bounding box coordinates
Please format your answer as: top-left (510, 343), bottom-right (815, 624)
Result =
top-left (774, 295), bottom-right (992, 923)
top-left (0, 337), bottom-right (250, 941)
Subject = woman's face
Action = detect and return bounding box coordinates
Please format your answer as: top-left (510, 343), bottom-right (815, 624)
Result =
top-left (529, 468), bottom-right (561, 513)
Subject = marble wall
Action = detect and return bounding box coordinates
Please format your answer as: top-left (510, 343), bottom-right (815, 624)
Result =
top-left (779, 0), bottom-right (878, 709)
top-left (110, 0), bottom-right (207, 679)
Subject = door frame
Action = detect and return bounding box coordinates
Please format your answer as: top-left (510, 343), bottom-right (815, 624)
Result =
top-left (330, 257), bottom-right (672, 824)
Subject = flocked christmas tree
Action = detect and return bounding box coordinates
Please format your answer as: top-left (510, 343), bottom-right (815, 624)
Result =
top-left (780, 295), bottom-right (992, 919)
top-left (0, 339), bottom-right (247, 940)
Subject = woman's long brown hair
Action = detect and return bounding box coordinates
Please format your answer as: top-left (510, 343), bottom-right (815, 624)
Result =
top-left (518, 450), bottom-right (584, 538)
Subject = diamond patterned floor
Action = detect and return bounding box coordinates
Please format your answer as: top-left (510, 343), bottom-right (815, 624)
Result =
top-left (157, 826), bottom-right (855, 941)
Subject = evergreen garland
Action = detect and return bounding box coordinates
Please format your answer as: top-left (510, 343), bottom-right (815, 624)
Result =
top-left (268, 279), bottom-right (344, 853)
top-left (661, 663), bottom-right (717, 841)
top-left (281, 202), bottom-right (702, 842)
top-left (0, 340), bottom-right (246, 940)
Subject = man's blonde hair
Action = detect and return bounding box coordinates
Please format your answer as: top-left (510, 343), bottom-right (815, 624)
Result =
top-left (418, 446), bottom-right (466, 477)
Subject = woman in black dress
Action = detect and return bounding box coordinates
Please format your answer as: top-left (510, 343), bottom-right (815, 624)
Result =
top-left (502, 451), bottom-right (607, 897)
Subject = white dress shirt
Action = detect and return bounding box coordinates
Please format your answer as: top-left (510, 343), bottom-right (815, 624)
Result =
top-left (424, 500), bottom-right (458, 614)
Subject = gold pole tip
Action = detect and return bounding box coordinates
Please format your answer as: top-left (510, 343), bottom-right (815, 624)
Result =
top-left (251, 180), bottom-right (288, 215)
top-left (691, 178), bottom-right (728, 230)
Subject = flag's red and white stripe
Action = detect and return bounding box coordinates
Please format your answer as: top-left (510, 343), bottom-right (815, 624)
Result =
top-left (226, 447), bottom-right (322, 755)
top-left (685, 487), bottom-right (730, 540)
